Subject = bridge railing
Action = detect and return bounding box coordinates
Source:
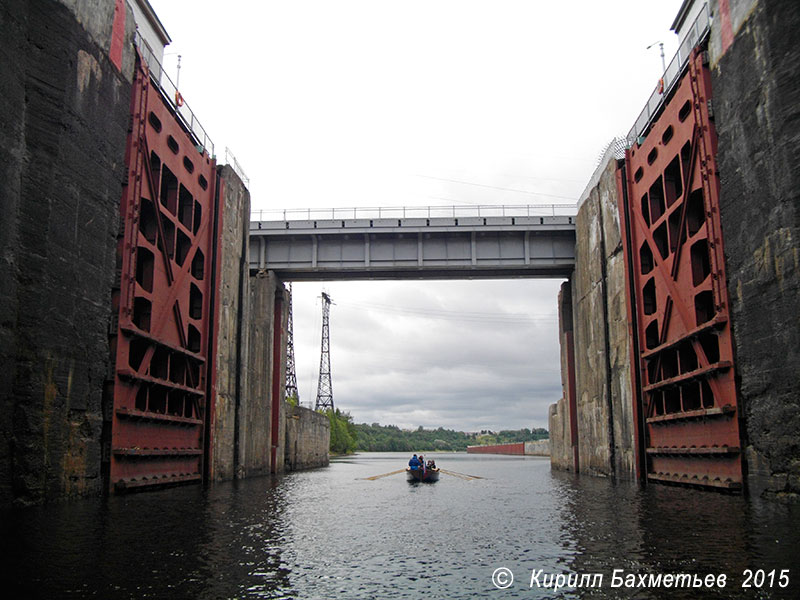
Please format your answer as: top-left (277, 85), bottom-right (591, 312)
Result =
top-left (251, 204), bottom-right (577, 222)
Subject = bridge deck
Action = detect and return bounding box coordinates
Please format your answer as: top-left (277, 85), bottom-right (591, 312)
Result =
top-left (249, 214), bottom-right (576, 280)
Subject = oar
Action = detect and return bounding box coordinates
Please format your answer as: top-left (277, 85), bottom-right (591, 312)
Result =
top-left (439, 468), bottom-right (484, 480)
top-left (359, 468), bottom-right (407, 481)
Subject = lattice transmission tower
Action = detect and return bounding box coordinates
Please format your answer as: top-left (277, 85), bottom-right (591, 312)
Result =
top-left (284, 282), bottom-right (299, 402)
top-left (314, 292), bottom-right (334, 411)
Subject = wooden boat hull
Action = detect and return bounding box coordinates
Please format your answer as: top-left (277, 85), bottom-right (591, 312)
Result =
top-left (406, 467), bottom-right (439, 482)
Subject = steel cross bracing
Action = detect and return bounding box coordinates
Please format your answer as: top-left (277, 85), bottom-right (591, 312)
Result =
top-left (106, 50), bottom-right (219, 492)
top-left (314, 292), bottom-right (334, 411)
top-left (249, 211), bottom-right (576, 280)
top-left (618, 48), bottom-right (742, 490)
top-left (284, 282), bottom-right (299, 402)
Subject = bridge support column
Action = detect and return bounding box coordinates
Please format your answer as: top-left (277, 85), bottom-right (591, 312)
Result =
top-left (563, 281), bottom-right (580, 472)
top-left (550, 280), bottom-right (579, 472)
top-left (550, 148), bottom-right (637, 481)
top-left (270, 289), bottom-right (287, 473)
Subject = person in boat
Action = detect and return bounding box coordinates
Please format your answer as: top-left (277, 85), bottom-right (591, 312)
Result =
top-left (427, 459), bottom-right (436, 469)
top-left (418, 455), bottom-right (425, 471)
top-left (408, 454), bottom-right (421, 470)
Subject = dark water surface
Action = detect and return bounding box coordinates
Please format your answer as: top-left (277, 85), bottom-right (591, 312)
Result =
top-left (3, 453), bottom-right (799, 599)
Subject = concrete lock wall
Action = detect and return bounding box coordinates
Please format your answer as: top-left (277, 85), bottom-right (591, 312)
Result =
top-left (213, 169), bottom-right (329, 479)
top-left (710, 0), bottom-right (800, 500)
top-left (524, 440), bottom-right (550, 456)
top-left (285, 404), bottom-right (330, 471)
top-left (556, 156), bottom-right (636, 480)
top-left (240, 271), bottom-right (283, 477)
top-left (466, 442), bottom-right (550, 456)
top-left (0, 0), bottom-right (136, 506)
top-left (548, 398), bottom-right (572, 469)
top-left (211, 165), bottom-right (251, 481)
top-left (549, 0), bottom-right (800, 498)
top-left (0, 1), bottom-right (327, 504)
top-left (210, 165), bottom-right (298, 480)
top-left (549, 282), bottom-right (577, 472)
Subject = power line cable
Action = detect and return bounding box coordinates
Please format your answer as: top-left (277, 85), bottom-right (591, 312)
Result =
top-left (341, 298), bottom-right (555, 318)
top-left (414, 174), bottom-right (577, 201)
top-left (338, 299), bottom-right (557, 324)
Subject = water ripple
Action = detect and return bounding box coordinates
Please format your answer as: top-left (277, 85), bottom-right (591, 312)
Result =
top-left (2, 453), bottom-right (799, 599)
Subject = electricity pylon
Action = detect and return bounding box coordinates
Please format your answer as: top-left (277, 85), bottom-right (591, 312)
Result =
top-left (314, 292), bottom-right (334, 411)
top-left (284, 282), bottom-right (299, 403)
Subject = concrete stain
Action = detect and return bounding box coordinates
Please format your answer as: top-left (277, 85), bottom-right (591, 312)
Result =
top-left (753, 229), bottom-right (795, 291)
top-left (76, 49), bottom-right (101, 94)
top-left (42, 358), bottom-right (57, 467)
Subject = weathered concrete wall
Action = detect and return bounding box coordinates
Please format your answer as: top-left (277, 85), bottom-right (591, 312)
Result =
top-left (569, 157), bottom-right (636, 479)
top-left (466, 441), bottom-right (550, 456)
top-left (272, 287), bottom-right (289, 474)
top-left (707, 0), bottom-right (759, 70)
top-left (0, 0), bottom-right (135, 506)
top-left (211, 165), bottom-right (251, 481)
top-left (210, 171), bottom-right (317, 481)
top-left (549, 282), bottom-right (576, 471)
top-left (241, 271), bottom-right (278, 477)
top-left (284, 404), bottom-right (330, 471)
top-left (548, 398), bottom-right (572, 470)
top-left (238, 271), bottom-right (289, 477)
top-left (523, 440), bottom-right (550, 456)
top-left (711, 0), bottom-right (800, 500)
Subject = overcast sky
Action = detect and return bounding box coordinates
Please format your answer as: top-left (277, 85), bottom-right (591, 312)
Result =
top-left (149, 0), bottom-right (684, 431)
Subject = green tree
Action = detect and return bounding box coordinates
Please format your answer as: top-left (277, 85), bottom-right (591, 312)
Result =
top-left (325, 408), bottom-right (357, 454)
top-left (350, 422), bottom-right (548, 452)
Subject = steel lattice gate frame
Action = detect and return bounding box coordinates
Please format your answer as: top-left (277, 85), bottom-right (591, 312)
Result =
top-left (617, 49), bottom-right (743, 490)
top-left (103, 54), bottom-right (221, 492)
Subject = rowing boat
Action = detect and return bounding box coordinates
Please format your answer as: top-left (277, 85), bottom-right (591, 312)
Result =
top-left (406, 467), bottom-right (439, 482)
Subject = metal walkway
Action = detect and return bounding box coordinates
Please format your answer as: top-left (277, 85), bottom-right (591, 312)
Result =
top-left (249, 205), bottom-right (577, 280)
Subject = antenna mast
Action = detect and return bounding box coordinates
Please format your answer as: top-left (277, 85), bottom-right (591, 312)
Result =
top-left (314, 292), bottom-right (334, 411)
top-left (284, 282), bottom-right (299, 402)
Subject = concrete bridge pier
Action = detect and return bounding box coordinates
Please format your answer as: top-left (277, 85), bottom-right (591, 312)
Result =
top-left (212, 167), bottom-right (330, 481)
top-left (549, 156), bottom-right (637, 482)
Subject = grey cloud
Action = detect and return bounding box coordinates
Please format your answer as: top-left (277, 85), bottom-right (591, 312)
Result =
top-left (290, 279), bottom-right (565, 431)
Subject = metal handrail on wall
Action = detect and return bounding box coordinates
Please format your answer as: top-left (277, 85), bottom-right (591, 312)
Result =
top-left (626, 3), bottom-right (711, 145)
top-left (224, 147), bottom-right (250, 187)
top-left (251, 204), bottom-right (577, 222)
top-left (133, 31), bottom-right (215, 158)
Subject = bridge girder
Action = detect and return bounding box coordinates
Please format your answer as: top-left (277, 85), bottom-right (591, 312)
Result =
top-left (249, 215), bottom-right (576, 280)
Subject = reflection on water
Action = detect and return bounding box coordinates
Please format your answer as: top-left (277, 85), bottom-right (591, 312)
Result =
top-left (2, 453), bottom-right (798, 599)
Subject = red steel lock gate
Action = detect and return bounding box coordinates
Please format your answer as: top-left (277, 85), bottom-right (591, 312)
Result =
top-left (617, 49), bottom-right (743, 490)
top-left (104, 53), bottom-right (220, 492)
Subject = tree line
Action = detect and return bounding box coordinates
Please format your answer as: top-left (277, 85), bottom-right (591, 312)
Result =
top-left (323, 409), bottom-right (548, 454)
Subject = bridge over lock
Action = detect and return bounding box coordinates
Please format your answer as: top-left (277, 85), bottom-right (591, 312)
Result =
top-left (249, 205), bottom-right (577, 280)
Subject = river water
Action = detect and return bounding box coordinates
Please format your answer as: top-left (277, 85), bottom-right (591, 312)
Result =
top-left (3, 452), bottom-right (799, 599)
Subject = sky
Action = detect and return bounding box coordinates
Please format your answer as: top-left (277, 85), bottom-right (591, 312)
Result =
top-left (147, 0), bottom-right (685, 431)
